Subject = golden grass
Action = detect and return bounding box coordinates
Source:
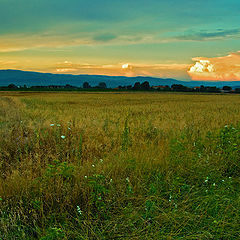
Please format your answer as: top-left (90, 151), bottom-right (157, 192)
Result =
top-left (0, 91), bottom-right (240, 239)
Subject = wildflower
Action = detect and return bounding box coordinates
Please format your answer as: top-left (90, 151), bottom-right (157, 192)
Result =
top-left (126, 177), bottom-right (130, 183)
top-left (205, 179), bottom-right (208, 183)
top-left (100, 159), bottom-right (103, 163)
top-left (50, 124), bottom-right (55, 126)
top-left (84, 176), bottom-right (87, 179)
top-left (92, 164), bottom-right (95, 168)
top-left (169, 194), bottom-right (172, 202)
top-left (68, 127), bottom-right (71, 130)
top-left (222, 179), bottom-right (225, 182)
top-left (213, 183), bottom-right (216, 186)
top-left (57, 124), bottom-right (61, 127)
top-left (61, 135), bottom-right (66, 139)
top-left (110, 178), bottom-right (113, 183)
top-left (77, 205), bottom-right (82, 215)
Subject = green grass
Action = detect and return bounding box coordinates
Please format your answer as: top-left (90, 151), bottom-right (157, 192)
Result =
top-left (0, 92), bottom-right (240, 239)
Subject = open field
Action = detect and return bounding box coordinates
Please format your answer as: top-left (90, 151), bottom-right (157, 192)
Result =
top-left (0, 92), bottom-right (240, 239)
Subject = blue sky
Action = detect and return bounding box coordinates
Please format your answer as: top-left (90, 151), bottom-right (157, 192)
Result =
top-left (0, 0), bottom-right (240, 80)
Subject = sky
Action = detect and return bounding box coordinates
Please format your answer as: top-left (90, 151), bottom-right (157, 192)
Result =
top-left (0, 0), bottom-right (240, 81)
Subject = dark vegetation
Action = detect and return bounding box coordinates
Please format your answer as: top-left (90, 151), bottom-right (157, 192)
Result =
top-left (1, 82), bottom-right (239, 93)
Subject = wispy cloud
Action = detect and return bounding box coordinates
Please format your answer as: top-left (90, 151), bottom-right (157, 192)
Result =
top-left (175, 29), bottom-right (240, 41)
top-left (188, 51), bottom-right (240, 81)
top-left (93, 33), bottom-right (117, 42)
top-left (54, 61), bottom-right (190, 79)
top-left (0, 32), bottom-right (158, 53)
top-left (0, 33), bottom-right (92, 53)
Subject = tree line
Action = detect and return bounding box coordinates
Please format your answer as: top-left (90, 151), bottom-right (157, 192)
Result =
top-left (1, 81), bottom-right (240, 93)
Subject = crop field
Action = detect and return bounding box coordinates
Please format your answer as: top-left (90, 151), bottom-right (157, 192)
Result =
top-left (0, 91), bottom-right (240, 239)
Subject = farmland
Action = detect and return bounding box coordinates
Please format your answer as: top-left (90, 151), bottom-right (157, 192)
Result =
top-left (0, 92), bottom-right (240, 239)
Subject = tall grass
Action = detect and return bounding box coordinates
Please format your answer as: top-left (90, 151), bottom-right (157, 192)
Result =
top-left (0, 92), bottom-right (240, 239)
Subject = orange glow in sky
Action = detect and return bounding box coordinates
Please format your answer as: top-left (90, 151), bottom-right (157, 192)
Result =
top-left (188, 51), bottom-right (240, 81)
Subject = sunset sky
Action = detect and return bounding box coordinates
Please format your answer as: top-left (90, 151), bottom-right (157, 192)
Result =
top-left (0, 0), bottom-right (240, 81)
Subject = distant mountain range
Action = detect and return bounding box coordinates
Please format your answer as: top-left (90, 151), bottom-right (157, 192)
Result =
top-left (0, 69), bottom-right (240, 88)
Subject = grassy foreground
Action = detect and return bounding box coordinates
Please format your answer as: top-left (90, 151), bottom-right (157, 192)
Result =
top-left (0, 92), bottom-right (240, 239)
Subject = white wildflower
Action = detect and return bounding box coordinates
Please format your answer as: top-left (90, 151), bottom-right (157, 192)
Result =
top-left (61, 135), bottom-right (66, 139)
top-left (50, 124), bottom-right (55, 127)
top-left (77, 205), bottom-right (82, 215)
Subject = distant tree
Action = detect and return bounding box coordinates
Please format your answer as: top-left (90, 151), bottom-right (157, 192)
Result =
top-left (98, 82), bottom-right (107, 89)
top-left (164, 85), bottom-right (171, 91)
top-left (172, 84), bottom-right (184, 91)
top-left (141, 81), bottom-right (150, 90)
top-left (223, 86), bottom-right (232, 91)
top-left (206, 86), bottom-right (220, 93)
top-left (83, 82), bottom-right (91, 88)
top-left (65, 84), bottom-right (73, 88)
top-left (235, 88), bottom-right (240, 93)
top-left (200, 85), bottom-right (206, 92)
top-left (133, 82), bottom-right (141, 90)
top-left (7, 84), bottom-right (18, 89)
top-left (171, 84), bottom-right (191, 92)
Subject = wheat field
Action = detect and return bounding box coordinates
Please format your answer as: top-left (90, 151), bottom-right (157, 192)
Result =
top-left (0, 91), bottom-right (240, 239)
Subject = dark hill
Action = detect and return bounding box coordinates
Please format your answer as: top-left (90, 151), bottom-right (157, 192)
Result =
top-left (0, 69), bottom-right (240, 88)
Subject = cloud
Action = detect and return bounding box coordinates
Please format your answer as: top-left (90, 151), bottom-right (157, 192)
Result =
top-left (0, 60), bottom-right (18, 70)
top-left (0, 33), bottom-right (91, 53)
top-left (2, 26), bottom-right (240, 53)
top-left (53, 61), bottom-right (190, 79)
top-left (188, 51), bottom-right (240, 81)
top-left (0, 31), bottom-right (169, 53)
top-left (93, 33), bottom-right (117, 42)
top-left (175, 29), bottom-right (240, 41)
